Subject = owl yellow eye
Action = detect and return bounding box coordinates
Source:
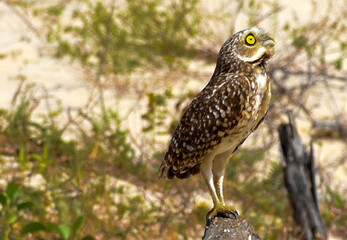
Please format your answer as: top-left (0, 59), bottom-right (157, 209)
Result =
top-left (245, 34), bottom-right (256, 45)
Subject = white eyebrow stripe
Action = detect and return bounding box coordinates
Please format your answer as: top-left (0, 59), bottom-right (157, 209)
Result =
top-left (237, 47), bottom-right (267, 62)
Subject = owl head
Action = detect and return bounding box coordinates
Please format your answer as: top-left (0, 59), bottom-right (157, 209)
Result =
top-left (214, 27), bottom-right (275, 75)
top-left (235, 27), bottom-right (275, 65)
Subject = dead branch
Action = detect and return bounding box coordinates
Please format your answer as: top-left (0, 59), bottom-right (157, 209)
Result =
top-left (278, 112), bottom-right (327, 240)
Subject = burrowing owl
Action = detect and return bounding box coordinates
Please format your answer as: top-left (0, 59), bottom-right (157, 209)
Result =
top-left (159, 27), bottom-right (275, 220)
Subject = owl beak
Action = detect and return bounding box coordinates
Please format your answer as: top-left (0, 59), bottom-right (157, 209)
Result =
top-left (263, 36), bottom-right (275, 58)
top-left (263, 36), bottom-right (275, 50)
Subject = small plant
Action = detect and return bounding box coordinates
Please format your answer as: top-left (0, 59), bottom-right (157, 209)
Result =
top-left (0, 182), bottom-right (33, 240)
top-left (36, 0), bottom-right (201, 75)
top-left (21, 215), bottom-right (95, 240)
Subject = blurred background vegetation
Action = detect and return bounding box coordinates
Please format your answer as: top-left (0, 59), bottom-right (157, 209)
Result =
top-left (0, 0), bottom-right (346, 239)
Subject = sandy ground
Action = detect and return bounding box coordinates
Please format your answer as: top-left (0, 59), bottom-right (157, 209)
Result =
top-left (0, 1), bottom-right (346, 239)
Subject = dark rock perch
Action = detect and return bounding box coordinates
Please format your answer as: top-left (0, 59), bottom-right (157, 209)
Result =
top-left (202, 213), bottom-right (261, 240)
top-left (278, 112), bottom-right (327, 240)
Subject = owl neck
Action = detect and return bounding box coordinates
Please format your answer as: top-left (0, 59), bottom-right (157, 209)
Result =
top-left (252, 63), bottom-right (267, 75)
top-left (211, 60), bottom-right (261, 80)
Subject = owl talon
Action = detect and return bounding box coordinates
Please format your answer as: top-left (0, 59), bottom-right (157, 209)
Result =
top-left (206, 205), bottom-right (238, 226)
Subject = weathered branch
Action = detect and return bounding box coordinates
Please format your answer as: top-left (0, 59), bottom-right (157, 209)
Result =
top-left (202, 213), bottom-right (261, 240)
top-left (312, 121), bottom-right (347, 139)
top-left (278, 112), bottom-right (327, 240)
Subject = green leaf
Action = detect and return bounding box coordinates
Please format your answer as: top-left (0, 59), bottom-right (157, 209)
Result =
top-left (32, 153), bottom-right (42, 162)
top-left (155, 94), bottom-right (166, 106)
top-left (57, 225), bottom-right (70, 239)
top-left (18, 148), bottom-right (28, 166)
top-left (0, 193), bottom-right (8, 206)
top-left (81, 235), bottom-right (96, 240)
top-left (8, 215), bottom-right (18, 225)
top-left (21, 222), bottom-right (46, 235)
top-left (327, 187), bottom-right (345, 209)
top-left (332, 193), bottom-right (345, 209)
top-left (293, 35), bottom-right (308, 49)
top-left (45, 222), bottom-right (59, 232)
top-left (40, 222), bottom-right (70, 238)
top-left (72, 216), bottom-right (86, 235)
top-left (6, 182), bottom-right (20, 203)
top-left (333, 58), bottom-right (343, 70)
top-left (17, 201), bottom-right (34, 211)
top-left (47, 5), bottom-right (65, 16)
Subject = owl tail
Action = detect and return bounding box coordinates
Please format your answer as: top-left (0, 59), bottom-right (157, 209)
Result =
top-left (158, 161), bottom-right (170, 179)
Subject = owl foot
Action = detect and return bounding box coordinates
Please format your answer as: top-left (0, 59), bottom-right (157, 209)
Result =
top-left (206, 204), bottom-right (238, 226)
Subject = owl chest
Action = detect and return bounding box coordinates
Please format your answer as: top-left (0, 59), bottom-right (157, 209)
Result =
top-left (252, 72), bottom-right (270, 118)
top-left (213, 73), bottom-right (270, 156)
top-left (239, 72), bottom-right (270, 125)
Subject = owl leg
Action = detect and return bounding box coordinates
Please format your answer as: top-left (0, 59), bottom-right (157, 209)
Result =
top-left (201, 153), bottom-right (237, 225)
top-left (200, 153), bottom-right (220, 207)
top-left (205, 152), bottom-right (238, 224)
top-left (214, 174), bottom-right (225, 205)
top-left (212, 152), bottom-right (230, 205)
